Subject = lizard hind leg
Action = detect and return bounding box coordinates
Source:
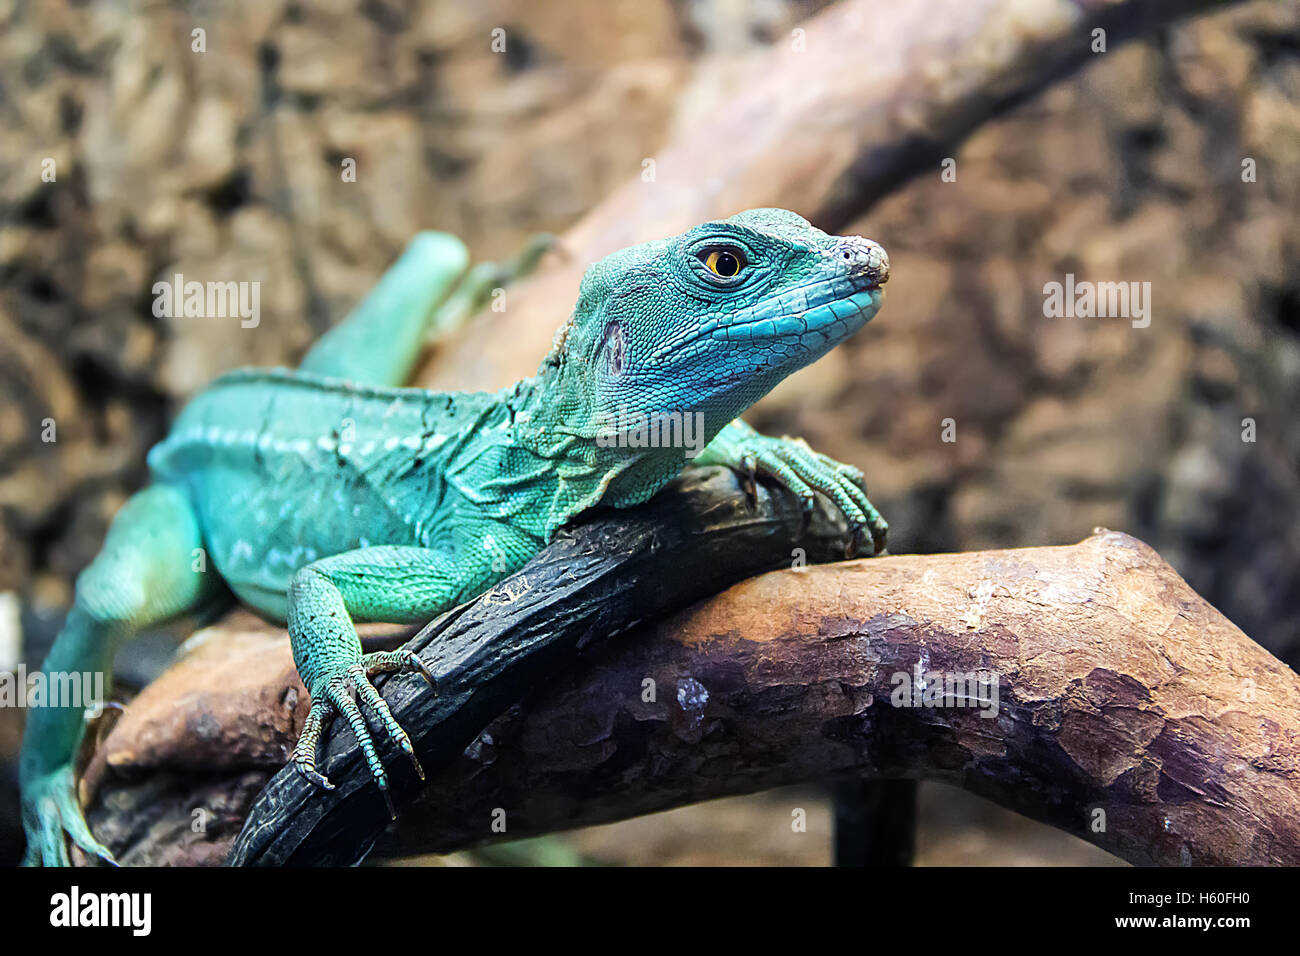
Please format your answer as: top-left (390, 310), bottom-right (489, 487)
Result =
top-left (19, 484), bottom-right (220, 866)
top-left (299, 231), bottom-right (470, 387)
top-left (299, 230), bottom-right (559, 387)
top-left (427, 232), bottom-right (561, 338)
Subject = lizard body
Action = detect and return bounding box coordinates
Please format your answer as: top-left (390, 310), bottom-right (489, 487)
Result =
top-left (147, 369), bottom-right (544, 620)
top-left (19, 208), bottom-right (889, 865)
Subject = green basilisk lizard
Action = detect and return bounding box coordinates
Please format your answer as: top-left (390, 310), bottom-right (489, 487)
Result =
top-left (20, 208), bottom-right (889, 865)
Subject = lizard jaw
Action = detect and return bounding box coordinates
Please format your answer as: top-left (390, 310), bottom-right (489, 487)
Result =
top-left (649, 272), bottom-right (885, 364)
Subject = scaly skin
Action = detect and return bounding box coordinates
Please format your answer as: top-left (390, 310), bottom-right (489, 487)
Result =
top-left (19, 208), bottom-right (889, 865)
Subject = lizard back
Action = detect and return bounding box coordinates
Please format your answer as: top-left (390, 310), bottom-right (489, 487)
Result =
top-left (147, 367), bottom-right (521, 617)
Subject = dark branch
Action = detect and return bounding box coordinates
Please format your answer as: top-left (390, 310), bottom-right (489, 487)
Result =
top-left (369, 530), bottom-right (1300, 867)
top-left (223, 468), bottom-right (856, 864)
top-left (84, 479), bottom-right (1300, 866)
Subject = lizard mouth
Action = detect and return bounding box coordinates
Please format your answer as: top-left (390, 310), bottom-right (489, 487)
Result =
top-left (650, 272), bottom-right (885, 363)
top-left (706, 273), bottom-right (884, 347)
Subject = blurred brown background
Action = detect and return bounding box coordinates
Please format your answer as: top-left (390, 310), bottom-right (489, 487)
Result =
top-left (1, 0), bottom-right (1296, 865)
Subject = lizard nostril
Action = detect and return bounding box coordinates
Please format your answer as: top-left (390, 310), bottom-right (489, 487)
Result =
top-left (836, 238), bottom-right (889, 286)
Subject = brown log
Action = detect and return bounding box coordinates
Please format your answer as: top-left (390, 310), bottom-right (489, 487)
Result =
top-left (380, 530), bottom-right (1300, 866)
top-left (83, 529), bottom-right (1300, 866)
top-left (417, 0), bottom-right (1244, 393)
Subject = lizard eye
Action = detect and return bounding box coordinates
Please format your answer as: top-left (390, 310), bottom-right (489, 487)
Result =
top-left (701, 248), bottom-right (746, 279)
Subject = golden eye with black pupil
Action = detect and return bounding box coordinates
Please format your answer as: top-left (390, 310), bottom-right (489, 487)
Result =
top-left (702, 249), bottom-right (744, 279)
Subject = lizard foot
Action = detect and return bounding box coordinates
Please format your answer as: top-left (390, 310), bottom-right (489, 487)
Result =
top-left (731, 434), bottom-right (888, 557)
top-left (20, 764), bottom-right (118, 867)
top-left (292, 649), bottom-right (435, 819)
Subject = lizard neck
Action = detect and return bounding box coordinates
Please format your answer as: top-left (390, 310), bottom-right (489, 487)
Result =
top-left (510, 364), bottom-right (702, 535)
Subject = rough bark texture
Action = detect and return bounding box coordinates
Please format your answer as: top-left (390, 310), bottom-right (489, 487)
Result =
top-left (83, 515), bottom-right (1300, 866)
top-left (373, 529), bottom-right (1300, 867)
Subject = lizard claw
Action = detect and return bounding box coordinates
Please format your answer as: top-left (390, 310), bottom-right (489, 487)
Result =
top-left (20, 764), bottom-right (118, 867)
top-left (300, 767), bottom-right (335, 791)
top-left (727, 434), bottom-right (887, 557)
top-left (378, 779), bottom-right (398, 822)
top-left (293, 699), bottom-right (337, 791)
top-left (737, 453), bottom-right (760, 508)
top-left (376, 647), bottom-right (438, 692)
top-left (293, 649), bottom-right (435, 814)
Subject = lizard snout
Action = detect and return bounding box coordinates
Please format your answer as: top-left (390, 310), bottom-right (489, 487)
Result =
top-left (835, 236), bottom-right (889, 288)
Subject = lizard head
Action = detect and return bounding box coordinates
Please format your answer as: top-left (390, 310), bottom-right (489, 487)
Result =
top-left (540, 208), bottom-right (888, 441)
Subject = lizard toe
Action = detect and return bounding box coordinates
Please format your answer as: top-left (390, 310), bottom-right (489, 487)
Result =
top-left (738, 435), bottom-right (888, 557)
top-left (297, 664), bottom-right (422, 820)
top-left (353, 676), bottom-right (425, 781)
top-left (363, 647), bottom-right (438, 691)
top-left (20, 765), bottom-right (117, 867)
top-left (293, 699), bottom-right (336, 790)
top-left (327, 672), bottom-right (393, 798)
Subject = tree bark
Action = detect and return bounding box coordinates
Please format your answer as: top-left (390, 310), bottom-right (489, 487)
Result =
top-left (369, 528), bottom-right (1300, 867)
top-left (83, 506), bottom-right (1300, 866)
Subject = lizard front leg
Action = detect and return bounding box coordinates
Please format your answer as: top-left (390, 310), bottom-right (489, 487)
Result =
top-left (285, 545), bottom-right (497, 817)
top-left (693, 419), bottom-right (888, 557)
